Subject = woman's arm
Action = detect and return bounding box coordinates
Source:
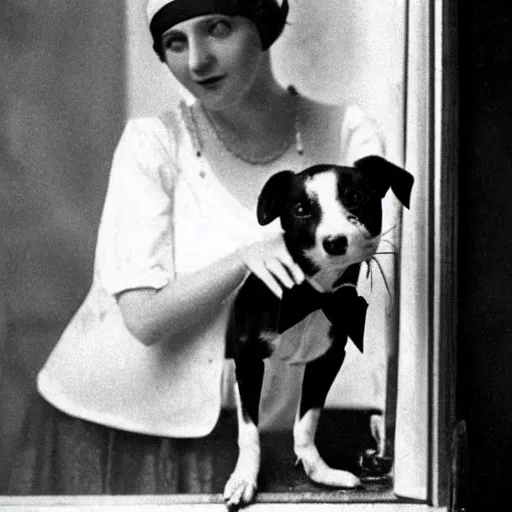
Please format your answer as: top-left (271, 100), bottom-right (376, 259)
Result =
top-left (117, 233), bottom-right (305, 346)
top-left (117, 251), bottom-right (247, 346)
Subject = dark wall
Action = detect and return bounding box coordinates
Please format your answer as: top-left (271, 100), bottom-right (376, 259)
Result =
top-left (0, 0), bottom-right (125, 487)
top-left (457, 0), bottom-right (512, 509)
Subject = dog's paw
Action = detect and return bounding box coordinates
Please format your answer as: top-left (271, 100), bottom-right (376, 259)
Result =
top-left (296, 444), bottom-right (361, 488)
top-left (223, 471), bottom-right (258, 510)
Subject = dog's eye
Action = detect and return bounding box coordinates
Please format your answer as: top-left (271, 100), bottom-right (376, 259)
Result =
top-left (291, 202), bottom-right (310, 218)
top-left (347, 213), bottom-right (360, 225)
top-left (345, 190), bottom-right (363, 205)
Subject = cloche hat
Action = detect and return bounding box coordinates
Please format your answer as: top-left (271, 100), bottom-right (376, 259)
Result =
top-left (147, 0), bottom-right (289, 60)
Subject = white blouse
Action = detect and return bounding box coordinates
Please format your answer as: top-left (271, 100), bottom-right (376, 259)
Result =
top-left (37, 97), bottom-right (384, 437)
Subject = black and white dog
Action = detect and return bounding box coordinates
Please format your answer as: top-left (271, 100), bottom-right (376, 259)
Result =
top-left (223, 155), bottom-right (414, 508)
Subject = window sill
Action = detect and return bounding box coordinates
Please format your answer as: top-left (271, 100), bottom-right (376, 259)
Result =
top-left (0, 496), bottom-right (444, 512)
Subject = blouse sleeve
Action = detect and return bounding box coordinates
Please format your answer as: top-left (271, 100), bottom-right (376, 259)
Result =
top-left (340, 104), bottom-right (386, 165)
top-left (94, 117), bottom-right (178, 296)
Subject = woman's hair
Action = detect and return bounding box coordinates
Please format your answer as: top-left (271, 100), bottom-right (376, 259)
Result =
top-left (148, 0), bottom-right (289, 62)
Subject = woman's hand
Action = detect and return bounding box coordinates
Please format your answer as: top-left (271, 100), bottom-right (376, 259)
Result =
top-left (236, 234), bottom-right (305, 299)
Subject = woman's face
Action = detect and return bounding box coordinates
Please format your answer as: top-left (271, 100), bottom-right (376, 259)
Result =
top-left (162, 15), bottom-right (265, 110)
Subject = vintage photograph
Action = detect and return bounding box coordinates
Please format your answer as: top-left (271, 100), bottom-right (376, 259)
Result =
top-left (0, 0), bottom-right (476, 510)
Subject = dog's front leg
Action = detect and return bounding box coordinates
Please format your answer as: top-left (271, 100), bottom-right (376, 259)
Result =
top-left (223, 355), bottom-right (264, 509)
top-left (294, 339), bottom-right (361, 488)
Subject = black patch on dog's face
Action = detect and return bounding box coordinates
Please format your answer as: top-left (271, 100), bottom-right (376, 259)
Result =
top-left (279, 170), bottom-right (323, 274)
top-left (335, 167), bottom-right (384, 237)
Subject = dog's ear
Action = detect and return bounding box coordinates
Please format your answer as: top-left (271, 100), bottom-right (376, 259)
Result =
top-left (354, 155), bottom-right (414, 208)
top-left (257, 170), bottom-right (295, 225)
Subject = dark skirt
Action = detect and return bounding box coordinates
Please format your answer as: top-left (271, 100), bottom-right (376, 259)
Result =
top-left (4, 393), bottom-right (385, 497)
top-left (6, 393), bottom-right (239, 495)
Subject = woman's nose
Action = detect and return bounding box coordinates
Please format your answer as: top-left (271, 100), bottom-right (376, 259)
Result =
top-left (188, 38), bottom-right (214, 75)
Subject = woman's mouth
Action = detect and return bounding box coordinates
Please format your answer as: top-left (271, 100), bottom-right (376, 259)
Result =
top-left (196, 76), bottom-right (226, 89)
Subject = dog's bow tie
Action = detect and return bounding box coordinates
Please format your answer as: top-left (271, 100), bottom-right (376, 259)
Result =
top-left (321, 286), bottom-right (368, 353)
top-left (276, 285), bottom-right (368, 364)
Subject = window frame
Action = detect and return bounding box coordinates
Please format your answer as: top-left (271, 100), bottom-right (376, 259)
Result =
top-left (428, 0), bottom-right (458, 507)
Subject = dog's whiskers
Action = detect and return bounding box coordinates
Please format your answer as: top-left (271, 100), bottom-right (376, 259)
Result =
top-left (378, 238), bottom-right (398, 252)
top-left (365, 256), bottom-right (394, 311)
top-left (371, 256), bottom-right (391, 297)
top-left (363, 224), bottom-right (398, 303)
top-left (379, 224), bottom-right (397, 239)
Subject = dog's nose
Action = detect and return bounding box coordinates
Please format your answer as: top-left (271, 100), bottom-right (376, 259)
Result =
top-left (323, 236), bottom-right (348, 255)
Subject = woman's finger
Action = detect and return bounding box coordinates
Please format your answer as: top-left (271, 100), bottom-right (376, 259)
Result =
top-left (271, 238), bottom-right (305, 285)
top-left (251, 262), bottom-right (284, 299)
top-left (279, 256), bottom-right (305, 285)
top-left (265, 259), bottom-right (295, 288)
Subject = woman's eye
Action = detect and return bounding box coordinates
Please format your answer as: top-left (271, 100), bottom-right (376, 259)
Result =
top-left (163, 36), bottom-right (187, 53)
top-left (209, 20), bottom-right (232, 37)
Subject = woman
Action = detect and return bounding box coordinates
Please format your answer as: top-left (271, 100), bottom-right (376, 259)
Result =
top-left (7, 0), bottom-right (385, 501)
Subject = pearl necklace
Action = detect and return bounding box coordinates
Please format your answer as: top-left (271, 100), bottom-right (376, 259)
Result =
top-left (181, 85), bottom-right (304, 165)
